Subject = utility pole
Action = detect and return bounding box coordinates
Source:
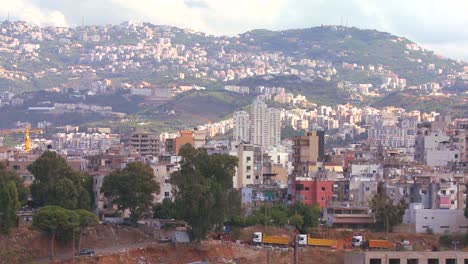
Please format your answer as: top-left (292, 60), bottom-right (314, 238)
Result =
top-left (72, 228), bottom-right (76, 264)
top-left (386, 213), bottom-right (389, 239)
top-left (452, 241), bottom-right (459, 251)
top-left (294, 235), bottom-right (299, 264)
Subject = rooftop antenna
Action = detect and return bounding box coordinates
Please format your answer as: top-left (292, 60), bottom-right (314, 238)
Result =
top-left (81, 16), bottom-right (84, 27)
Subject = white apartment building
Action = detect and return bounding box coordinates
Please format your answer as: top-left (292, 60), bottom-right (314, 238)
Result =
top-left (415, 209), bottom-right (468, 234)
top-left (233, 111), bottom-right (250, 144)
top-left (250, 101), bottom-right (281, 148)
top-left (251, 101), bottom-right (270, 147)
top-left (151, 164), bottom-right (179, 203)
top-left (230, 143), bottom-right (263, 189)
top-left (268, 108), bottom-right (281, 147)
top-left (232, 101), bottom-right (281, 148)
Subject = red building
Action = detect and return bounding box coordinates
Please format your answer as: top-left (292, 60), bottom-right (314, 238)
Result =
top-left (294, 180), bottom-right (334, 208)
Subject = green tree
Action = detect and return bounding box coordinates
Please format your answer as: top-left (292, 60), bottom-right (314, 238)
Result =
top-left (153, 198), bottom-right (175, 219)
top-left (102, 162), bottom-right (160, 223)
top-left (245, 203), bottom-right (320, 233)
top-left (171, 145), bottom-right (240, 241)
top-left (33, 206), bottom-right (79, 260)
top-left (287, 202), bottom-right (321, 232)
top-left (28, 151), bottom-right (93, 210)
top-left (369, 184), bottom-right (408, 233)
top-left (289, 214), bottom-right (305, 231)
top-left (0, 181), bottom-right (20, 233)
top-left (0, 162), bottom-right (28, 206)
top-left (270, 205), bottom-right (288, 226)
top-left (74, 209), bottom-right (99, 253)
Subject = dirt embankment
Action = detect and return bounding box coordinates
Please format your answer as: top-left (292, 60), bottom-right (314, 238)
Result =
top-left (0, 225), bottom-right (153, 264)
top-left (0, 225), bottom-right (447, 264)
top-left (56, 241), bottom-right (346, 264)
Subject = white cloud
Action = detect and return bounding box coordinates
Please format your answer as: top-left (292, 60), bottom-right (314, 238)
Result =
top-left (0, 0), bottom-right (68, 26)
top-left (108, 0), bottom-right (285, 34)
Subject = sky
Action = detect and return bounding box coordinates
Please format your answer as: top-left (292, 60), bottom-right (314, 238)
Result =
top-left (0, 0), bottom-right (467, 61)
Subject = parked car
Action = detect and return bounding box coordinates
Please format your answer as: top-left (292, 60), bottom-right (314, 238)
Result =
top-left (158, 236), bottom-right (171, 243)
top-left (78, 249), bottom-right (95, 256)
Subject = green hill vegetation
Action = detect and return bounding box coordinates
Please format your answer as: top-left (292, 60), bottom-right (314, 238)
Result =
top-left (242, 26), bottom-right (461, 85)
top-left (236, 75), bottom-right (345, 106)
top-left (371, 91), bottom-right (468, 118)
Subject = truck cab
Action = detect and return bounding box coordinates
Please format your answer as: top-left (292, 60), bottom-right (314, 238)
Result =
top-left (297, 234), bottom-right (308, 246)
top-left (352, 235), bottom-right (364, 247)
top-left (253, 232), bottom-right (263, 244)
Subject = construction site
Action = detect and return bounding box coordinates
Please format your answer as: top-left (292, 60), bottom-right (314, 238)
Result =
top-left (0, 224), bottom-right (455, 264)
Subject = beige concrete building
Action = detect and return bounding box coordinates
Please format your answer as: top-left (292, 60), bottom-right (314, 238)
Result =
top-left (292, 131), bottom-right (325, 177)
top-left (130, 131), bottom-right (161, 156)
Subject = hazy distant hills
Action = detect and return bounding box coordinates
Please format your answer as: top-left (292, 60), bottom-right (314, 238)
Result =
top-left (0, 22), bottom-right (466, 131)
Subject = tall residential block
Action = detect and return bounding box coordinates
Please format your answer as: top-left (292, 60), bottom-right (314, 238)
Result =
top-left (268, 108), bottom-right (281, 147)
top-left (233, 111), bottom-right (250, 144)
top-left (232, 101), bottom-right (281, 148)
top-left (250, 101), bottom-right (270, 147)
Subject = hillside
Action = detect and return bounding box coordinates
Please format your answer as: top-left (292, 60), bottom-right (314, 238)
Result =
top-left (371, 91), bottom-right (468, 117)
top-left (241, 26), bottom-right (461, 85)
top-left (236, 75), bottom-right (345, 105)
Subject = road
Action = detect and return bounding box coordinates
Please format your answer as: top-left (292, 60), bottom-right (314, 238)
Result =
top-left (36, 241), bottom-right (161, 264)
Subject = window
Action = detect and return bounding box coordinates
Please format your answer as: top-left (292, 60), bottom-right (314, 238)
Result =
top-left (370, 259), bottom-right (382, 264)
top-left (247, 166), bottom-right (251, 170)
top-left (389, 259), bottom-right (401, 264)
top-left (366, 187), bottom-right (370, 191)
top-left (407, 259), bottom-right (418, 264)
top-left (255, 175), bottom-right (259, 180)
top-left (246, 157), bottom-right (251, 161)
top-left (421, 190), bottom-right (427, 195)
top-left (440, 226), bottom-right (449, 228)
top-left (451, 200), bottom-right (455, 205)
top-left (246, 175), bottom-right (251, 179)
top-left (296, 184), bottom-right (304, 191)
top-left (164, 192), bottom-right (170, 197)
top-left (428, 259), bottom-right (438, 264)
top-left (441, 190), bottom-right (447, 195)
top-left (305, 187), bottom-right (310, 191)
top-left (450, 190), bottom-right (455, 194)
top-left (321, 187), bottom-right (326, 191)
top-left (446, 259), bottom-right (456, 264)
